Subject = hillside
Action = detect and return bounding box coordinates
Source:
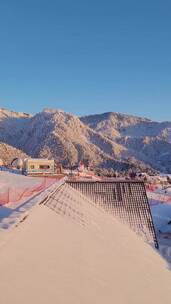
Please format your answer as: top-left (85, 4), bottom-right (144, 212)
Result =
top-left (0, 107), bottom-right (171, 172)
top-left (81, 112), bottom-right (171, 140)
top-left (81, 112), bottom-right (171, 172)
top-left (0, 142), bottom-right (28, 165)
top-left (0, 108), bottom-right (133, 170)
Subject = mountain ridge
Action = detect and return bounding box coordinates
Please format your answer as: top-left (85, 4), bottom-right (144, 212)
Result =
top-left (0, 107), bottom-right (170, 172)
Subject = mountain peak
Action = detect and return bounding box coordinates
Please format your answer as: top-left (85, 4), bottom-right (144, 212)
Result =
top-left (0, 107), bottom-right (30, 118)
top-left (42, 108), bottom-right (64, 114)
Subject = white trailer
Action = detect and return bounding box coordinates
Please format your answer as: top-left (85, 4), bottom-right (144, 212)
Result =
top-left (23, 158), bottom-right (55, 175)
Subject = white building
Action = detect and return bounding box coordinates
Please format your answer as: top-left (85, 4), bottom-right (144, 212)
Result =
top-left (23, 158), bottom-right (55, 175)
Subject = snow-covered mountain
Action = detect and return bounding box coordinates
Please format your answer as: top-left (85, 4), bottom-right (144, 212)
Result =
top-left (0, 108), bottom-right (171, 172)
top-left (81, 112), bottom-right (171, 139)
top-left (0, 142), bottom-right (28, 164)
top-left (0, 108), bottom-right (131, 170)
top-left (81, 112), bottom-right (171, 172)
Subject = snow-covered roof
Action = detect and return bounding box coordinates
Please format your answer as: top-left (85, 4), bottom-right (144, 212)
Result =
top-left (0, 182), bottom-right (170, 303)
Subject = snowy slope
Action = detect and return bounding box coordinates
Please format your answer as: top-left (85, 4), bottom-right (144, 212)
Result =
top-left (0, 183), bottom-right (171, 303)
top-left (0, 171), bottom-right (64, 229)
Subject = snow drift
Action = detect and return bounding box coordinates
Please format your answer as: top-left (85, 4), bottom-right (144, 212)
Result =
top-left (0, 182), bottom-right (170, 303)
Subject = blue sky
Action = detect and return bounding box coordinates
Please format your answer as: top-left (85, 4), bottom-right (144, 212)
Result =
top-left (0, 0), bottom-right (171, 121)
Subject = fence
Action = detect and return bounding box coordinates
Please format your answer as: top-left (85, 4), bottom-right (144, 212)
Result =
top-left (0, 177), bottom-right (58, 206)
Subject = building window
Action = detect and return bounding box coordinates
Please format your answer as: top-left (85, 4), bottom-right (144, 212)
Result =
top-left (30, 165), bottom-right (35, 169)
top-left (39, 165), bottom-right (50, 170)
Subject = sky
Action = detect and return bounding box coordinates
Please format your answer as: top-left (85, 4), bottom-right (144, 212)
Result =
top-left (0, 0), bottom-right (171, 121)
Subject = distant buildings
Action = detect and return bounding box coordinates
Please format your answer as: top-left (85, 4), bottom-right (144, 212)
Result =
top-left (23, 158), bottom-right (55, 175)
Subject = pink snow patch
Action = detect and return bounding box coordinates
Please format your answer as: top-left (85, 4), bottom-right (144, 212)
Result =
top-left (0, 173), bottom-right (59, 206)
